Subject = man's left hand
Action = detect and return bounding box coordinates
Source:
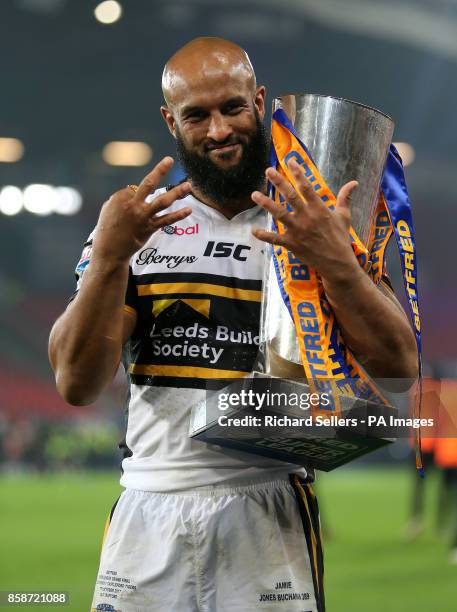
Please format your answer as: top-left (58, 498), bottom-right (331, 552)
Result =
top-left (251, 158), bottom-right (360, 282)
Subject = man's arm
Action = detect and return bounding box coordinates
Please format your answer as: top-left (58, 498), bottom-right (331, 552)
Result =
top-left (321, 270), bottom-right (417, 380)
top-left (49, 157), bottom-right (191, 406)
top-left (251, 159), bottom-right (418, 382)
top-left (49, 262), bottom-right (137, 406)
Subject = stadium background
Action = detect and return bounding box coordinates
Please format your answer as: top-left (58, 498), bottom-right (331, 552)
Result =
top-left (0, 0), bottom-right (456, 610)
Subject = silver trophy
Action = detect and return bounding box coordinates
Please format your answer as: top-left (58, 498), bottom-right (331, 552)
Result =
top-left (263, 94), bottom-right (394, 375)
top-left (190, 94), bottom-right (398, 471)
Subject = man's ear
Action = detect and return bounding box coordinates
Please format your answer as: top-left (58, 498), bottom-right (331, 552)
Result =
top-left (254, 86), bottom-right (266, 120)
top-left (160, 106), bottom-right (176, 137)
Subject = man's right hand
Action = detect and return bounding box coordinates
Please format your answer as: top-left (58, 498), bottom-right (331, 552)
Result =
top-left (49, 156), bottom-right (191, 406)
top-left (93, 156), bottom-right (192, 263)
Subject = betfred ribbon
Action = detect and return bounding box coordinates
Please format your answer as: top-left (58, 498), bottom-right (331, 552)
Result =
top-left (270, 109), bottom-right (423, 468)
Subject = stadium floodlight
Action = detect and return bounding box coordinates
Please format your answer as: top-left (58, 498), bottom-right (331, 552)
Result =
top-left (23, 184), bottom-right (58, 216)
top-left (0, 138), bottom-right (24, 163)
top-left (0, 185), bottom-right (23, 215)
top-left (94, 1), bottom-right (123, 24)
top-left (393, 142), bottom-right (415, 167)
top-left (54, 187), bottom-right (83, 215)
top-left (102, 140), bottom-right (153, 166)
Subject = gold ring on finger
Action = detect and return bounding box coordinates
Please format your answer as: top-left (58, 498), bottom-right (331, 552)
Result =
top-left (127, 184), bottom-right (139, 193)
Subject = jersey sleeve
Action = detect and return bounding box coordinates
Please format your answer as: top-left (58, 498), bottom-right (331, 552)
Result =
top-left (69, 228), bottom-right (137, 314)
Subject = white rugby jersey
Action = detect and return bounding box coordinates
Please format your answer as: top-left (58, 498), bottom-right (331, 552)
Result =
top-left (74, 189), bottom-right (304, 491)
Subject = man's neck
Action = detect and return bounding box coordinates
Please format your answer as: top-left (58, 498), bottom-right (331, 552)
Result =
top-left (190, 182), bottom-right (266, 220)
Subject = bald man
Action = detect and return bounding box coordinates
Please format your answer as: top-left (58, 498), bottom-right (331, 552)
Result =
top-left (49, 37), bottom-right (417, 612)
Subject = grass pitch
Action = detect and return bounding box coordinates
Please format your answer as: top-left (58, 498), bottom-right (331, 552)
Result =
top-left (0, 469), bottom-right (454, 611)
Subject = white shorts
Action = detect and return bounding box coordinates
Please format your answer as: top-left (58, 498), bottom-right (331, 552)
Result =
top-left (91, 475), bottom-right (324, 612)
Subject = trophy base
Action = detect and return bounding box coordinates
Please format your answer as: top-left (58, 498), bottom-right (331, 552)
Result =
top-left (189, 373), bottom-right (397, 471)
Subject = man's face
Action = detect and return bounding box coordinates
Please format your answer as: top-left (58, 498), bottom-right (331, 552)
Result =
top-left (161, 72), bottom-right (269, 204)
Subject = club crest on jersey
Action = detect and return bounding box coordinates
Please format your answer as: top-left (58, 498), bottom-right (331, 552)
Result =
top-left (161, 223), bottom-right (199, 235)
top-left (75, 244), bottom-right (92, 276)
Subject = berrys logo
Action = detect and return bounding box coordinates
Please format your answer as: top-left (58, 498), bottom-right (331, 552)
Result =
top-left (136, 247), bottom-right (198, 269)
top-left (161, 223), bottom-right (199, 236)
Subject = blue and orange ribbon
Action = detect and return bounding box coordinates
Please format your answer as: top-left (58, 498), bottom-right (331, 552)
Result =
top-left (381, 145), bottom-right (423, 473)
top-left (270, 109), bottom-right (423, 471)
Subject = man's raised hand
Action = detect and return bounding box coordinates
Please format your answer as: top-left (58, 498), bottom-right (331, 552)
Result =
top-left (92, 157), bottom-right (192, 263)
top-left (251, 158), bottom-right (359, 281)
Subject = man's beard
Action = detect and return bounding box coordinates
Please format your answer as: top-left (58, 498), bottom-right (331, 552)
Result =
top-left (175, 112), bottom-right (270, 206)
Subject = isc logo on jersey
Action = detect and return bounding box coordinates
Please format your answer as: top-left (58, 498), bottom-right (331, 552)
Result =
top-left (204, 241), bottom-right (251, 262)
top-left (161, 223), bottom-right (199, 235)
